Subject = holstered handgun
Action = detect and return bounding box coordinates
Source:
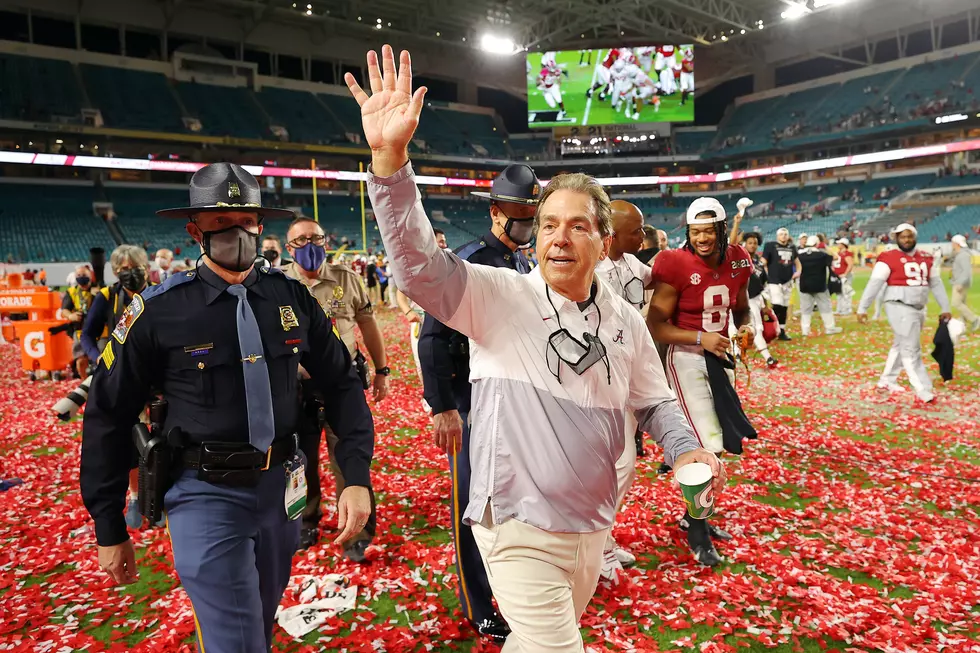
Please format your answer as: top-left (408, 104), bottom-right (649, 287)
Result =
top-left (132, 400), bottom-right (172, 524)
top-left (353, 349), bottom-right (370, 390)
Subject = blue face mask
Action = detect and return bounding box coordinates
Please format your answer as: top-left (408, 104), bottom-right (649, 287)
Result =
top-left (294, 243), bottom-right (326, 272)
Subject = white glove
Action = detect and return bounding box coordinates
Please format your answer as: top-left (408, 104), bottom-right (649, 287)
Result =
top-left (736, 197), bottom-right (754, 212)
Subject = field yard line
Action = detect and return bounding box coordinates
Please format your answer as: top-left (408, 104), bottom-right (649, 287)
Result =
top-left (582, 50), bottom-right (603, 128)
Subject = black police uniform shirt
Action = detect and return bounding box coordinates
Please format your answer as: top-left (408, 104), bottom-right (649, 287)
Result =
top-left (761, 241), bottom-right (798, 285)
top-left (417, 230), bottom-right (530, 416)
top-left (798, 248), bottom-right (834, 294)
top-left (80, 264), bottom-right (375, 547)
top-left (748, 253), bottom-right (767, 299)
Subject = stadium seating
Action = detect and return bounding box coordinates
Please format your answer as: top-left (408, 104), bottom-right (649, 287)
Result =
top-left (433, 110), bottom-right (508, 158)
top-left (509, 138), bottom-right (551, 160)
top-left (917, 204), bottom-right (980, 242)
top-left (0, 54), bottom-right (82, 123)
top-left (176, 82), bottom-right (271, 140)
top-left (0, 184), bottom-right (114, 262)
top-left (672, 130), bottom-right (716, 154)
top-left (712, 51), bottom-right (980, 156)
top-left (254, 87), bottom-right (347, 145)
top-left (107, 187), bottom-right (194, 253)
top-left (81, 65), bottom-right (186, 132)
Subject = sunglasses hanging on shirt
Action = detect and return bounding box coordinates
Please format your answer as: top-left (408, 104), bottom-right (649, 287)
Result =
top-left (607, 263), bottom-right (645, 309)
top-left (544, 285), bottom-right (611, 385)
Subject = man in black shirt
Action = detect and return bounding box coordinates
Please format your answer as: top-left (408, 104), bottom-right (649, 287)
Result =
top-left (761, 227), bottom-right (801, 340)
top-left (797, 235), bottom-right (842, 337)
top-left (741, 232), bottom-right (777, 367)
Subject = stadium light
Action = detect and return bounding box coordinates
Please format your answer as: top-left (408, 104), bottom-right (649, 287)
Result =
top-left (814, 0), bottom-right (846, 7)
top-left (780, 4), bottom-right (808, 19)
top-left (480, 34), bottom-right (519, 55)
top-left (721, 35), bottom-right (728, 41)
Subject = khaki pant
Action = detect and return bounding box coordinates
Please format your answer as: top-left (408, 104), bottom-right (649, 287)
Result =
top-left (472, 516), bottom-right (608, 652)
top-left (951, 284), bottom-right (977, 324)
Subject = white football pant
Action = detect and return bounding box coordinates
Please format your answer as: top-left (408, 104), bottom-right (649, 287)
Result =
top-left (543, 84), bottom-right (563, 109)
top-left (880, 302), bottom-right (933, 400)
top-left (664, 345), bottom-right (730, 454)
top-left (747, 295), bottom-right (773, 360)
top-left (800, 291), bottom-right (836, 335)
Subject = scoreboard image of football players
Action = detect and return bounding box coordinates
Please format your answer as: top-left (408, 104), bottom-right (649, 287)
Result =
top-left (587, 47), bottom-right (620, 100)
top-left (631, 67), bottom-right (661, 118)
top-left (856, 223), bottom-right (952, 403)
top-left (647, 197), bottom-right (758, 568)
top-left (537, 51), bottom-right (567, 118)
top-left (609, 59), bottom-right (632, 113)
top-left (680, 46), bottom-right (695, 104)
top-left (654, 45), bottom-right (679, 95)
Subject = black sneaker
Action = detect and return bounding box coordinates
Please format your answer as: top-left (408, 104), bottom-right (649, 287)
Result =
top-left (678, 516), bottom-right (733, 541)
top-left (685, 521), bottom-right (723, 567)
top-left (658, 462), bottom-right (672, 475)
top-left (298, 527), bottom-right (319, 550)
top-left (342, 539), bottom-right (370, 563)
top-left (474, 614), bottom-right (510, 642)
top-left (777, 331), bottom-right (792, 341)
top-left (766, 357), bottom-right (779, 369)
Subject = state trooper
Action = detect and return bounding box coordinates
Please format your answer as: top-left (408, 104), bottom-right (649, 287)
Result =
top-left (417, 163), bottom-right (538, 642)
top-left (80, 163), bottom-right (375, 653)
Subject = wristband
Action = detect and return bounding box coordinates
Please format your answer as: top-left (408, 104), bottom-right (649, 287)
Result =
top-left (696, 331), bottom-right (702, 346)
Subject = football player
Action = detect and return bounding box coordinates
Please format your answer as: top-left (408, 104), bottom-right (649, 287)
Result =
top-left (761, 227), bottom-right (801, 340)
top-left (609, 60), bottom-right (631, 113)
top-left (680, 47), bottom-right (694, 105)
top-left (797, 235), bottom-right (842, 336)
top-left (730, 199), bottom-right (777, 368)
top-left (647, 198), bottom-right (757, 567)
top-left (635, 46), bottom-right (655, 73)
top-left (856, 223), bottom-right (952, 402)
top-left (832, 238), bottom-right (855, 315)
top-left (654, 46), bottom-right (678, 95)
top-left (537, 52), bottom-right (567, 118)
top-left (586, 48), bottom-right (620, 99)
top-left (594, 200), bottom-right (656, 582)
top-left (631, 67), bottom-right (661, 119)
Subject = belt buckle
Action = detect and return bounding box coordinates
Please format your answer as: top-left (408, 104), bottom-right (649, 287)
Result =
top-left (261, 446), bottom-right (272, 471)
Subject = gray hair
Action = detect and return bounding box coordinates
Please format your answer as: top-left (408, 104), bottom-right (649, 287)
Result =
top-left (110, 245), bottom-right (149, 274)
top-left (534, 173), bottom-right (613, 239)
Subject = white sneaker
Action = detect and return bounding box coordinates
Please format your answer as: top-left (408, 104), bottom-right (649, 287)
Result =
top-left (599, 549), bottom-right (623, 584)
top-left (612, 545), bottom-right (636, 567)
top-left (876, 382), bottom-right (905, 393)
top-left (825, 326), bottom-right (843, 335)
top-left (917, 391), bottom-right (936, 404)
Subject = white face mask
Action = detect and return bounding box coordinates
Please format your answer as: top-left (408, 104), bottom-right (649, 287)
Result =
top-left (156, 257), bottom-right (170, 269)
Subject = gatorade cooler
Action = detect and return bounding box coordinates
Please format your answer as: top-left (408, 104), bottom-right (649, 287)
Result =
top-left (13, 321), bottom-right (73, 373)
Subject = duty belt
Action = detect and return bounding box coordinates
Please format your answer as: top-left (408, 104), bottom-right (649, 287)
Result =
top-left (181, 436), bottom-right (298, 487)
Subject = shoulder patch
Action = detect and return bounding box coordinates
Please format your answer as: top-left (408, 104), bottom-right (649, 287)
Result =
top-left (112, 294), bottom-right (144, 344)
top-left (140, 270), bottom-right (197, 302)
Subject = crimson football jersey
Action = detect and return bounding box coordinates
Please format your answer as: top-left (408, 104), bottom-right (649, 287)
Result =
top-left (831, 249), bottom-right (853, 276)
top-left (877, 248), bottom-right (934, 287)
top-left (682, 57), bottom-right (694, 73)
top-left (652, 245), bottom-right (752, 333)
top-left (602, 48), bottom-right (620, 68)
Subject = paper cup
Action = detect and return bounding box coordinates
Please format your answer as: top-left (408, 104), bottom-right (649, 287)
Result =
top-left (676, 462), bottom-right (715, 519)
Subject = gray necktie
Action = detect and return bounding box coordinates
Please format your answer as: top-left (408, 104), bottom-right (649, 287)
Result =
top-left (226, 284), bottom-right (275, 452)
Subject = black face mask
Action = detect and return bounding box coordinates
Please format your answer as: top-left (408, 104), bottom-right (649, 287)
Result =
top-left (199, 225), bottom-right (260, 272)
top-left (262, 249), bottom-right (280, 263)
top-left (544, 285), bottom-right (611, 385)
top-left (75, 275), bottom-right (91, 287)
top-left (117, 268), bottom-right (146, 292)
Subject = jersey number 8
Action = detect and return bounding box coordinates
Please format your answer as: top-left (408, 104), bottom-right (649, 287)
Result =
top-left (903, 261), bottom-right (929, 287)
top-left (702, 285), bottom-right (730, 332)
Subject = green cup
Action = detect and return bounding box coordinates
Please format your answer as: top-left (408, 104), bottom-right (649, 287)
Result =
top-left (676, 462), bottom-right (715, 519)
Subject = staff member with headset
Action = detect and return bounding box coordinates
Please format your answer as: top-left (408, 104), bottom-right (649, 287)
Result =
top-left (80, 163), bottom-right (375, 653)
top-left (282, 216), bottom-right (389, 560)
top-left (417, 163), bottom-right (537, 643)
top-left (347, 45), bottom-right (722, 652)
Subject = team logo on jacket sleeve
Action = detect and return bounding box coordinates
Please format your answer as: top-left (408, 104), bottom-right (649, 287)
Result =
top-left (111, 295), bottom-right (144, 344)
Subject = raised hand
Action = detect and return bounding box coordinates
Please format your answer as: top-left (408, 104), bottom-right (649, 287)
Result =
top-left (345, 45), bottom-right (427, 177)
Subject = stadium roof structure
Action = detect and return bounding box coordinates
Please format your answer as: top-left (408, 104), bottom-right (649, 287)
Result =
top-left (10, 0), bottom-right (980, 93)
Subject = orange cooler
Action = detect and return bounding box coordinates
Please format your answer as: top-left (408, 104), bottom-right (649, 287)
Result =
top-left (13, 320), bottom-right (74, 372)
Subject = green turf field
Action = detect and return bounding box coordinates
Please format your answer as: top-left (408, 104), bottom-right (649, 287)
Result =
top-left (526, 49), bottom-right (694, 129)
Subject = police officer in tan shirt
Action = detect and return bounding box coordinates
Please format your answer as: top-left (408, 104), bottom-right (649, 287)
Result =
top-left (283, 216), bottom-right (389, 561)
